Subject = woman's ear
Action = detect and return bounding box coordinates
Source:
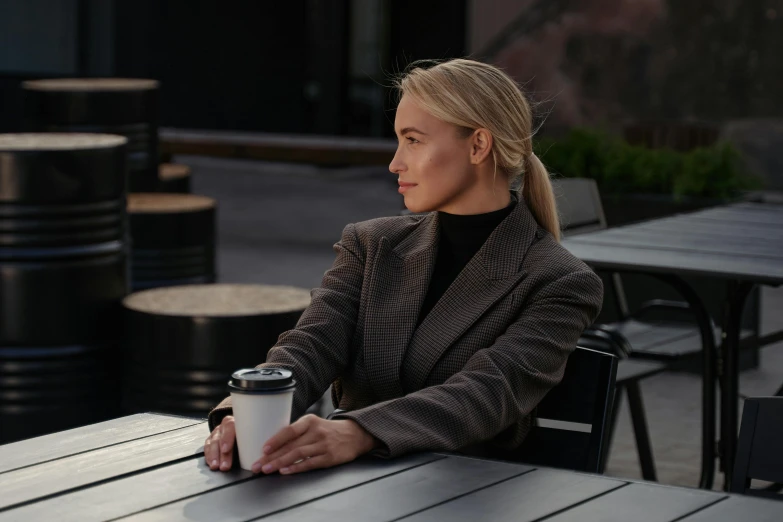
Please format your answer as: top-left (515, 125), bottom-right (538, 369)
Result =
top-left (470, 128), bottom-right (493, 165)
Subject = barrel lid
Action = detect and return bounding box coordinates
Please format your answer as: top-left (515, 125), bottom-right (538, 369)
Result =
top-left (228, 368), bottom-right (295, 393)
top-left (122, 284), bottom-right (312, 317)
top-left (127, 193), bottom-right (215, 213)
top-left (22, 78), bottom-right (159, 91)
top-left (0, 133), bottom-right (127, 151)
top-left (159, 163), bottom-right (191, 180)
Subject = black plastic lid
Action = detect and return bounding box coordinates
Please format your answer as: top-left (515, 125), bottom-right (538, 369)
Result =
top-left (228, 368), bottom-right (296, 394)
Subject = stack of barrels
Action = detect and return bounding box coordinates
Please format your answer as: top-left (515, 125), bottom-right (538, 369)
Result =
top-left (22, 78), bottom-right (211, 292)
top-left (8, 77), bottom-right (313, 431)
top-left (0, 133), bottom-right (128, 443)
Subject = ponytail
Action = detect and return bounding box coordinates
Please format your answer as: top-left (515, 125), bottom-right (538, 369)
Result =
top-left (522, 153), bottom-right (560, 242)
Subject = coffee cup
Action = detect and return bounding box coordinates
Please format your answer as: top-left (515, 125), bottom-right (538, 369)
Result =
top-left (228, 368), bottom-right (296, 471)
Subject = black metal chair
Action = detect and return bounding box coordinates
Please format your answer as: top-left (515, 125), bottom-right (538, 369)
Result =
top-left (555, 178), bottom-right (672, 480)
top-left (578, 324), bottom-right (663, 480)
top-left (467, 346), bottom-right (618, 474)
top-left (555, 178), bottom-right (778, 489)
top-left (554, 177), bottom-right (756, 365)
top-left (731, 397), bottom-right (783, 498)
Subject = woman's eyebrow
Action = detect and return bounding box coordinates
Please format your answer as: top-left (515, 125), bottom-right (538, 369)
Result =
top-left (398, 126), bottom-right (428, 136)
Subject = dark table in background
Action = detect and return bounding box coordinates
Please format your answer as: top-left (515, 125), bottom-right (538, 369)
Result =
top-left (0, 413), bottom-right (780, 521)
top-left (159, 128), bottom-right (396, 166)
top-left (562, 202), bottom-right (783, 490)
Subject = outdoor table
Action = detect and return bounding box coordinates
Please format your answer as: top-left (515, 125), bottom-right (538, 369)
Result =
top-left (0, 413), bottom-right (780, 521)
top-left (562, 202), bottom-right (783, 490)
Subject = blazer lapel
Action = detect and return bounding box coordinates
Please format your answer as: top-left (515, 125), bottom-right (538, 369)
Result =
top-left (402, 195), bottom-right (538, 393)
top-left (363, 213), bottom-right (438, 401)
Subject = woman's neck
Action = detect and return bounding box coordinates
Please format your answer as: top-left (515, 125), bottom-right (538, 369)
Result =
top-left (437, 197), bottom-right (516, 248)
top-left (436, 188), bottom-right (512, 215)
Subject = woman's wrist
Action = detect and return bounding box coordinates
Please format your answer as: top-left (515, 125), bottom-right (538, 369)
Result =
top-left (346, 419), bottom-right (381, 454)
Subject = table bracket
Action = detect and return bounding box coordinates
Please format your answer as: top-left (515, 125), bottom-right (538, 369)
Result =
top-left (720, 281), bottom-right (755, 491)
top-left (652, 274), bottom-right (719, 490)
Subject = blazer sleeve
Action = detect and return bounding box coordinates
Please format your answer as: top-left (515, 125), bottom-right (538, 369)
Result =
top-left (332, 268), bottom-right (603, 458)
top-left (208, 223), bottom-right (365, 431)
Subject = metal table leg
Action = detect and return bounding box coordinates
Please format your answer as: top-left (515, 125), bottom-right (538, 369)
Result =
top-left (656, 275), bottom-right (718, 490)
top-left (720, 281), bottom-right (755, 491)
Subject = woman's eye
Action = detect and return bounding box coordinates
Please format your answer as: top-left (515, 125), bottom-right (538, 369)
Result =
top-left (406, 137), bottom-right (419, 144)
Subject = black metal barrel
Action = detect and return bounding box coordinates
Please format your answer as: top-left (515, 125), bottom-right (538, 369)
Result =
top-left (0, 344), bottom-right (118, 443)
top-left (158, 163), bottom-right (191, 193)
top-left (0, 133), bottom-right (129, 345)
top-left (121, 284), bottom-right (311, 416)
top-left (128, 193), bottom-right (216, 291)
top-left (0, 133), bottom-right (129, 442)
top-left (22, 78), bottom-right (160, 192)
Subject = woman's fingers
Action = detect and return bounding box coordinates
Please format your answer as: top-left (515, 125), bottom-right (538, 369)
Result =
top-left (218, 417), bottom-right (236, 471)
top-left (204, 427), bottom-right (221, 470)
top-left (264, 415), bottom-right (314, 454)
top-left (253, 442), bottom-right (324, 474)
top-left (256, 430), bottom-right (319, 470)
top-left (246, 417), bottom-right (370, 475)
top-left (279, 454), bottom-right (332, 475)
top-left (204, 416), bottom-right (237, 472)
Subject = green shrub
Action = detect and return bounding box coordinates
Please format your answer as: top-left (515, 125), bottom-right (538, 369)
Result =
top-left (534, 128), bottom-right (759, 200)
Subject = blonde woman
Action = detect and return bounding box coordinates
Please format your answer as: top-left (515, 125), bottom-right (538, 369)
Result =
top-left (204, 58), bottom-right (603, 476)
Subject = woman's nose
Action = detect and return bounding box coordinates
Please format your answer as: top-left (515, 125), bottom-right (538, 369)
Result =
top-left (389, 149), bottom-right (405, 175)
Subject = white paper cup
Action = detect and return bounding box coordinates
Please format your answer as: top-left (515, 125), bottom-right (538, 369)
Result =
top-left (228, 368), bottom-right (296, 471)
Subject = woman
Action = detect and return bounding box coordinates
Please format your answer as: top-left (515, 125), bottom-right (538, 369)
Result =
top-left (204, 58), bottom-right (603, 476)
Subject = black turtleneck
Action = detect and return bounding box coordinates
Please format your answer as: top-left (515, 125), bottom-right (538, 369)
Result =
top-left (416, 200), bottom-right (517, 326)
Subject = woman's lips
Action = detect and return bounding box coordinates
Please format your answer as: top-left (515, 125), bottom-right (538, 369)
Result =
top-left (398, 182), bottom-right (417, 194)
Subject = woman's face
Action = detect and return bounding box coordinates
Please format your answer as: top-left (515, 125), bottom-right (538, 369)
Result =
top-left (389, 95), bottom-right (478, 214)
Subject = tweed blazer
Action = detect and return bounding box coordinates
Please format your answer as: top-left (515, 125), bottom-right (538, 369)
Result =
top-left (208, 193), bottom-right (603, 459)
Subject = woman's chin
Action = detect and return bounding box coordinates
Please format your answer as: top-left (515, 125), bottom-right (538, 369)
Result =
top-left (404, 202), bottom-right (428, 214)
top-left (401, 195), bottom-right (424, 213)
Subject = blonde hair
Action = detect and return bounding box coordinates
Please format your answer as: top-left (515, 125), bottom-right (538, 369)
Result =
top-left (395, 59), bottom-right (560, 241)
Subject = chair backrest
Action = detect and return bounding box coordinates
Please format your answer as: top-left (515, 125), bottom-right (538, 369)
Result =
top-left (503, 345), bottom-right (618, 473)
top-left (731, 397), bottom-right (783, 497)
top-left (552, 177), bottom-right (630, 319)
top-left (551, 177), bottom-right (607, 237)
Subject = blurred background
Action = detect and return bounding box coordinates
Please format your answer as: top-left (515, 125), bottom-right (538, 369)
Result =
top-left (1, 0), bottom-right (782, 491)
top-left (2, 1), bottom-right (783, 147)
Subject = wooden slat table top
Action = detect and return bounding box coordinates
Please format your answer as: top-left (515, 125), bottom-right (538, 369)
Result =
top-left (562, 203), bottom-right (783, 285)
top-left (678, 495), bottom-right (783, 521)
top-left (573, 227), bottom-right (783, 257)
top-left (1, 413), bottom-right (780, 522)
top-left (0, 413), bottom-right (201, 475)
top-left (0, 422), bottom-right (206, 511)
top-left (541, 483), bottom-right (724, 522)
top-left (120, 454), bottom-right (444, 522)
top-left (398, 467), bottom-right (626, 522)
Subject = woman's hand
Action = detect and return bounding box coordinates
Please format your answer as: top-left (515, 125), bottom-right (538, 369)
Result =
top-left (204, 415), bottom-right (236, 472)
top-left (252, 414), bottom-right (379, 475)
